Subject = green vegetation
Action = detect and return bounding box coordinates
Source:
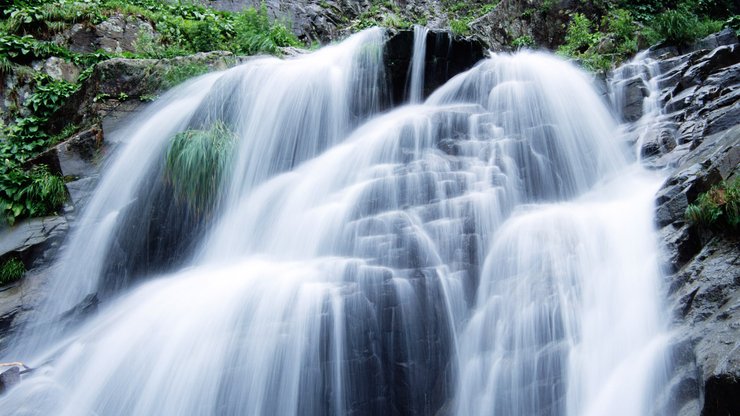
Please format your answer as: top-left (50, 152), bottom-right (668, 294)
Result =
top-left (164, 122), bottom-right (235, 212)
top-left (557, 12), bottom-right (616, 72)
top-left (556, 0), bottom-right (733, 72)
top-left (511, 34), bottom-right (536, 49)
top-left (686, 178), bottom-right (740, 231)
top-left (0, 163), bottom-right (67, 224)
top-left (0, 0), bottom-right (302, 226)
top-left (644, 4), bottom-right (724, 44)
top-left (351, 2), bottom-right (415, 30)
top-left (449, 19), bottom-right (470, 36)
top-left (161, 62), bottom-right (210, 89)
top-left (0, 257), bottom-right (26, 285)
top-left (444, 1), bottom-right (499, 36)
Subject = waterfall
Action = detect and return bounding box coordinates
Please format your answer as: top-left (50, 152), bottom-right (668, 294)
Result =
top-left (1, 29), bottom-right (672, 416)
top-left (609, 51), bottom-right (663, 161)
top-left (406, 25), bottom-right (429, 103)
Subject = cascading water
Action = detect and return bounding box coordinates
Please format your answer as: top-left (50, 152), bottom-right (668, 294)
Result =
top-left (609, 50), bottom-right (663, 161)
top-left (1, 28), bottom-right (673, 416)
top-left (406, 25), bottom-right (429, 103)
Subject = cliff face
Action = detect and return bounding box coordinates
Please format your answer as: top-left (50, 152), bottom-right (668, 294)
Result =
top-left (627, 30), bottom-right (739, 416)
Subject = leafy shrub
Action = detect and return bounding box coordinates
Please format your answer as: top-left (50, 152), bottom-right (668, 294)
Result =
top-left (0, 258), bottom-right (25, 285)
top-left (4, 1), bottom-right (101, 36)
top-left (559, 13), bottom-right (601, 55)
top-left (25, 75), bottom-right (78, 118)
top-left (511, 34), bottom-right (535, 48)
top-left (606, 9), bottom-right (639, 55)
top-left (0, 163), bottom-right (67, 225)
top-left (181, 18), bottom-right (225, 52)
top-left (450, 19), bottom-right (470, 35)
top-left (0, 34), bottom-right (71, 64)
top-left (556, 13), bottom-right (614, 71)
top-left (164, 121), bottom-right (235, 212)
top-left (229, 7), bottom-right (299, 55)
top-left (686, 178), bottom-right (740, 230)
top-left (648, 4), bottom-right (723, 44)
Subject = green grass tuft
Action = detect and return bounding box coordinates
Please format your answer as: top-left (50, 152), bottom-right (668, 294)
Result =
top-left (164, 121), bottom-right (235, 212)
top-left (0, 257), bottom-right (25, 285)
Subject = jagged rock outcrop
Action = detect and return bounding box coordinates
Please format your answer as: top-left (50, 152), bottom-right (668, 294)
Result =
top-left (636, 29), bottom-right (740, 416)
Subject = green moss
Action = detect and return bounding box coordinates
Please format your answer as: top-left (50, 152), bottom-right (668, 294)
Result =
top-left (0, 258), bottom-right (25, 285)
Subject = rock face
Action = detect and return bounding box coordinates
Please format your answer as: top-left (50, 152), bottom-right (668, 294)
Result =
top-left (385, 30), bottom-right (486, 105)
top-left (57, 13), bottom-right (156, 54)
top-left (193, 0), bottom-right (452, 43)
top-left (636, 29), bottom-right (740, 416)
top-left (0, 217), bottom-right (68, 269)
top-left (49, 51), bottom-right (251, 134)
top-left (468, 0), bottom-right (600, 51)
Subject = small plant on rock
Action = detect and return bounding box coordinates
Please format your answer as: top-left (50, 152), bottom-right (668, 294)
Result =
top-left (685, 178), bottom-right (740, 231)
top-left (0, 257), bottom-right (25, 285)
top-left (164, 121), bottom-right (235, 212)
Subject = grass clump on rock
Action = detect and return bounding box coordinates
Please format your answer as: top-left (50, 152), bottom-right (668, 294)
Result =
top-left (164, 121), bottom-right (235, 213)
top-left (0, 257), bottom-right (26, 285)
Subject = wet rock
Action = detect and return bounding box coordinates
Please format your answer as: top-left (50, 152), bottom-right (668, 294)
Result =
top-left (53, 52), bottom-right (250, 130)
top-left (56, 126), bottom-right (105, 179)
top-left (615, 76), bottom-right (649, 122)
top-left (703, 374), bottom-right (740, 416)
top-left (385, 30), bottom-right (485, 105)
top-left (684, 28), bottom-right (739, 54)
top-left (655, 126), bottom-right (739, 231)
top-left (66, 23), bottom-right (98, 54)
top-left (704, 101), bottom-right (740, 136)
top-left (666, 238), bottom-right (740, 416)
top-left (641, 128), bottom-right (677, 160)
top-left (0, 217), bottom-right (68, 267)
top-left (0, 366), bottom-right (20, 394)
top-left (96, 13), bottom-right (156, 54)
top-left (61, 293), bottom-right (100, 326)
top-left (678, 45), bottom-right (740, 93)
top-left (642, 33), bottom-right (740, 414)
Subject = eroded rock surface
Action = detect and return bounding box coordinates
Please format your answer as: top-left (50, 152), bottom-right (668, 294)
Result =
top-left (636, 29), bottom-right (740, 416)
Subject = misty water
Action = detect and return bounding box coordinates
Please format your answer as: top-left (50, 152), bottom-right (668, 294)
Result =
top-left (1, 28), bottom-right (674, 415)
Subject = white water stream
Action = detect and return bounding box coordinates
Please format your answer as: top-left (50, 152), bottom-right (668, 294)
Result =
top-left (1, 28), bottom-right (672, 416)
